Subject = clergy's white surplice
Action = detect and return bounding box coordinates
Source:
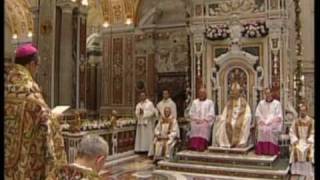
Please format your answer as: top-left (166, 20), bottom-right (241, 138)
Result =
top-left (213, 97), bottom-right (251, 148)
top-left (255, 99), bottom-right (283, 155)
top-left (134, 99), bottom-right (157, 152)
top-left (188, 99), bottom-right (215, 151)
top-left (289, 116), bottom-right (314, 177)
top-left (149, 116), bottom-right (179, 160)
top-left (157, 98), bottom-right (177, 119)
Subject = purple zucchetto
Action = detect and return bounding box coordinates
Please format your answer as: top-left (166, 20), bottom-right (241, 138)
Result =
top-left (15, 43), bottom-right (38, 58)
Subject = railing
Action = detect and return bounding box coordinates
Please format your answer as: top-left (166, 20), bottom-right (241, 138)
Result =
top-left (62, 125), bottom-right (136, 163)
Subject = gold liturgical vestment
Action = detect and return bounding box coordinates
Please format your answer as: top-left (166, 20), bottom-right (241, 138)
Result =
top-left (289, 115), bottom-right (314, 177)
top-left (47, 164), bottom-right (101, 180)
top-left (213, 97), bottom-right (252, 148)
top-left (5, 64), bottom-right (67, 179)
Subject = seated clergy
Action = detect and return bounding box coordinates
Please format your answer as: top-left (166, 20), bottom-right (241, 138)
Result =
top-left (189, 88), bottom-right (215, 151)
top-left (151, 107), bottom-right (179, 161)
top-left (212, 82), bottom-right (252, 148)
top-left (157, 89), bottom-right (177, 119)
top-left (255, 87), bottom-right (283, 156)
top-left (289, 103), bottom-right (314, 179)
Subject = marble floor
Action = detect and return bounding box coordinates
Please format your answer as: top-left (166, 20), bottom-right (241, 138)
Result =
top-left (100, 155), bottom-right (306, 180)
top-left (106, 155), bottom-right (155, 180)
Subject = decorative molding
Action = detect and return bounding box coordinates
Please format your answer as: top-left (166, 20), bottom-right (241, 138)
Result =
top-left (139, 23), bottom-right (187, 30)
top-left (215, 50), bottom-right (258, 66)
top-left (101, 25), bottom-right (135, 34)
top-left (205, 21), bottom-right (268, 41)
top-left (138, 7), bottom-right (162, 27)
top-left (57, 1), bottom-right (76, 13)
top-left (242, 21), bottom-right (268, 38)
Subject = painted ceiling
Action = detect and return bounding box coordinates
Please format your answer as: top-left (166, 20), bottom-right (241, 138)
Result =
top-left (5, 0), bottom-right (141, 39)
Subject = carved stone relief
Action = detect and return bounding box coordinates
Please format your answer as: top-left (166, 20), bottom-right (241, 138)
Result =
top-left (215, 0), bottom-right (256, 15)
top-left (155, 31), bottom-right (189, 73)
top-left (112, 38), bottom-right (123, 105)
top-left (206, 0), bottom-right (266, 17)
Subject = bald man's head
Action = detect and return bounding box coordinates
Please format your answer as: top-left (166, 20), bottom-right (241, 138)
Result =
top-left (198, 88), bottom-right (207, 101)
top-left (264, 87), bottom-right (273, 102)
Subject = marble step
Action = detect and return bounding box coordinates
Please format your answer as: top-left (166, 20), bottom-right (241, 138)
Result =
top-left (153, 170), bottom-right (280, 180)
top-left (158, 160), bottom-right (290, 180)
top-left (208, 144), bottom-right (254, 154)
top-left (176, 150), bottom-right (278, 167)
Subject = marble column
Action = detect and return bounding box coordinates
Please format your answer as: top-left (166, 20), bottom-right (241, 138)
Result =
top-left (189, 25), bottom-right (205, 99)
top-left (30, 6), bottom-right (39, 46)
top-left (36, 0), bottom-right (56, 107)
top-left (86, 58), bottom-right (98, 114)
top-left (57, 2), bottom-right (76, 107)
top-left (267, 20), bottom-right (283, 105)
top-left (77, 6), bottom-right (88, 109)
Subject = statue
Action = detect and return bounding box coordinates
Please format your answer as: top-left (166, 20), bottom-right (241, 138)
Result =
top-left (229, 14), bottom-right (243, 52)
top-left (110, 110), bottom-right (119, 128)
top-left (212, 82), bottom-right (252, 148)
top-left (69, 112), bottom-right (82, 133)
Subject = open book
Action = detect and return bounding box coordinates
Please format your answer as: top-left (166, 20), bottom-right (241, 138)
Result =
top-left (51, 105), bottom-right (70, 114)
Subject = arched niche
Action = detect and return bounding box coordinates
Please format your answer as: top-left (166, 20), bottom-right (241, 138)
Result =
top-left (213, 49), bottom-right (262, 114)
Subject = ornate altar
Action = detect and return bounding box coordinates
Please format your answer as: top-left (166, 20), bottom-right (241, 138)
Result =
top-left (189, 0), bottom-right (296, 120)
top-left (60, 111), bottom-right (136, 163)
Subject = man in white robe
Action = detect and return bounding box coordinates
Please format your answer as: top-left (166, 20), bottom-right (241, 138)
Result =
top-left (156, 89), bottom-right (177, 119)
top-left (255, 87), bottom-right (283, 156)
top-left (135, 92), bottom-right (157, 153)
top-left (151, 107), bottom-right (179, 162)
top-left (213, 82), bottom-right (252, 148)
top-left (189, 88), bottom-right (215, 151)
top-left (289, 103), bottom-right (314, 179)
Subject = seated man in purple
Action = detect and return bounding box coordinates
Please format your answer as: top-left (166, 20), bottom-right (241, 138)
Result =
top-left (188, 88), bottom-right (215, 151)
top-left (255, 87), bottom-right (283, 156)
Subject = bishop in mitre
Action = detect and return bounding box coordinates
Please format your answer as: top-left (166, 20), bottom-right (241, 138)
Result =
top-left (151, 107), bottom-right (179, 161)
top-left (255, 87), bottom-right (283, 156)
top-left (135, 92), bottom-right (157, 153)
top-left (289, 103), bottom-right (314, 179)
top-left (212, 82), bottom-right (252, 148)
top-left (5, 44), bottom-right (67, 179)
